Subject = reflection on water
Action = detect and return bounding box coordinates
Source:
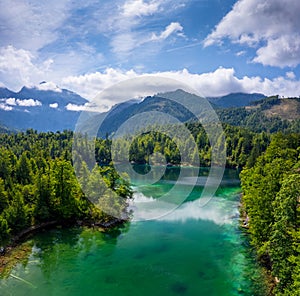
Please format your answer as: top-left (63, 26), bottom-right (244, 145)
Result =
top-left (131, 190), bottom-right (240, 225)
top-left (0, 167), bottom-right (266, 296)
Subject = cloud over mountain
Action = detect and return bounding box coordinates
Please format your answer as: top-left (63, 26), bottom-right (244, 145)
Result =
top-left (61, 67), bottom-right (300, 106)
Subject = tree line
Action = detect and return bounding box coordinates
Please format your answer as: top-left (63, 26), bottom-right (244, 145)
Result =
top-left (241, 133), bottom-right (300, 295)
top-left (0, 130), bottom-right (132, 245)
top-left (1, 125), bottom-right (299, 295)
top-left (95, 122), bottom-right (270, 169)
top-left (95, 122), bottom-right (300, 295)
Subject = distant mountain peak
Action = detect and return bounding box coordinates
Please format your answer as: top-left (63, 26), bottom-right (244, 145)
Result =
top-left (0, 85), bottom-right (89, 132)
top-left (207, 92), bottom-right (266, 108)
top-left (31, 81), bottom-right (62, 93)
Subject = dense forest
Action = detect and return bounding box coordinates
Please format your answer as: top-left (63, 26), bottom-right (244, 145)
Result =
top-left (0, 124), bottom-right (299, 296)
top-left (0, 130), bottom-right (132, 245)
top-left (217, 96), bottom-right (300, 133)
top-left (96, 122), bottom-right (270, 169)
top-left (86, 124), bottom-right (300, 295)
top-left (0, 123), bottom-right (268, 245)
top-left (241, 133), bottom-right (300, 295)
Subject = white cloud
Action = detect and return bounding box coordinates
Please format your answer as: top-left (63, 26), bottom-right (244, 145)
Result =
top-left (110, 21), bottom-right (184, 56)
top-left (49, 103), bottom-right (59, 109)
top-left (122, 0), bottom-right (160, 17)
top-left (0, 0), bottom-right (71, 51)
top-left (286, 71), bottom-right (296, 80)
top-left (0, 2), bottom-right (105, 89)
top-left (16, 99), bottom-right (42, 107)
top-left (3, 97), bottom-right (41, 107)
top-left (4, 97), bottom-right (42, 107)
top-left (5, 98), bottom-right (17, 106)
top-left (101, 0), bottom-right (186, 57)
top-left (110, 33), bottom-right (137, 55)
top-left (253, 34), bottom-right (300, 67)
top-left (65, 102), bottom-right (103, 112)
top-left (61, 68), bottom-right (139, 99)
top-left (61, 67), bottom-right (300, 105)
top-left (236, 51), bottom-right (246, 57)
top-left (0, 103), bottom-right (13, 111)
top-left (36, 82), bottom-right (62, 92)
top-left (0, 45), bottom-right (51, 91)
top-left (66, 103), bottom-right (84, 111)
top-left (151, 22), bottom-right (184, 41)
top-left (204, 0), bottom-right (300, 67)
top-left (0, 45), bottom-right (103, 92)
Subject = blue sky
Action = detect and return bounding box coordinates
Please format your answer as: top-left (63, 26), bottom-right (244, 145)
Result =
top-left (1, 0), bottom-right (300, 104)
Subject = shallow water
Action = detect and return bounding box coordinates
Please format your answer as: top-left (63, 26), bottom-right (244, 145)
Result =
top-left (0, 167), bottom-right (266, 296)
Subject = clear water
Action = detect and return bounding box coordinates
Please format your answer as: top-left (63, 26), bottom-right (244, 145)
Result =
top-left (0, 167), bottom-right (265, 296)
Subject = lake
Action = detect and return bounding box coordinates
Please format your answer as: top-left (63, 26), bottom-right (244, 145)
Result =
top-left (0, 167), bottom-right (266, 296)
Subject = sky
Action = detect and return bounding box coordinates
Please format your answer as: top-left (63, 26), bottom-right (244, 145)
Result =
top-left (1, 0), bottom-right (300, 105)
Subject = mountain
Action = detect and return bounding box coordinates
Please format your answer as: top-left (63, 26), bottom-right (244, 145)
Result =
top-left (2, 84), bottom-right (298, 134)
top-left (95, 90), bottom-right (197, 137)
top-left (95, 90), bottom-right (300, 136)
top-left (218, 96), bottom-right (300, 132)
top-left (0, 123), bottom-right (17, 134)
top-left (0, 84), bottom-right (88, 132)
top-left (16, 85), bottom-right (87, 106)
top-left (207, 92), bottom-right (266, 108)
top-left (0, 87), bottom-right (17, 98)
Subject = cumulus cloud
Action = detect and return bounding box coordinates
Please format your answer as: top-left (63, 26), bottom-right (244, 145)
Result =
top-left (62, 67), bottom-right (243, 100)
top-left (0, 103), bottom-right (13, 111)
top-left (17, 98), bottom-right (42, 107)
top-left (0, 46), bottom-right (52, 91)
top-left (122, 0), bottom-right (160, 17)
top-left (204, 0), bottom-right (300, 67)
top-left (0, 97), bottom-right (42, 110)
top-left (5, 98), bottom-right (17, 106)
top-left (253, 34), bottom-right (300, 67)
top-left (61, 68), bottom-right (139, 99)
top-left (4, 97), bottom-right (41, 107)
top-left (49, 103), bottom-right (59, 109)
top-left (151, 22), bottom-right (184, 41)
top-left (61, 67), bottom-right (300, 105)
top-left (0, 2), bottom-right (106, 90)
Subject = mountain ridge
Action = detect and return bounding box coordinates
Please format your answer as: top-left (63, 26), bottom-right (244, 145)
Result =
top-left (0, 85), bottom-right (88, 131)
top-left (1, 85), bottom-right (299, 134)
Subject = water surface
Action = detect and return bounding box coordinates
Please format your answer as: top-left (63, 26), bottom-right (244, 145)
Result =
top-left (0, 167), bottom-right (265, 296)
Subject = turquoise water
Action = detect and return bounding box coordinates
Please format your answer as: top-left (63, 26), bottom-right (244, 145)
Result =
top-left (0, 167), bottom-right (265, 296)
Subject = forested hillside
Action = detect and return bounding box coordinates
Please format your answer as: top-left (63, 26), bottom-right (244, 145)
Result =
top-left (241, 133), bottom-right (300, 295)
top-left (0, 123), bottom-right (270, 245)
top-left (218, 96), bottom-right (300, 133)
top-left (95, 122), bottom-right (270, 169)
top-left (0, 124), bottom-right (299, 296)
top-left (0, 130), bottom-right (132, 245)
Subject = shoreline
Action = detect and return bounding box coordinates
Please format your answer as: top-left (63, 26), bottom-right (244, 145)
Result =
top-left (238, 195), bottom-right (276, 296)
top-left (0, 217), bottom-right (128, 275)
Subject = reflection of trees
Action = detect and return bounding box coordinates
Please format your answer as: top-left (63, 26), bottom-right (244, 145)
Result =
top-left (32, 225), bottom-right (129, 280)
